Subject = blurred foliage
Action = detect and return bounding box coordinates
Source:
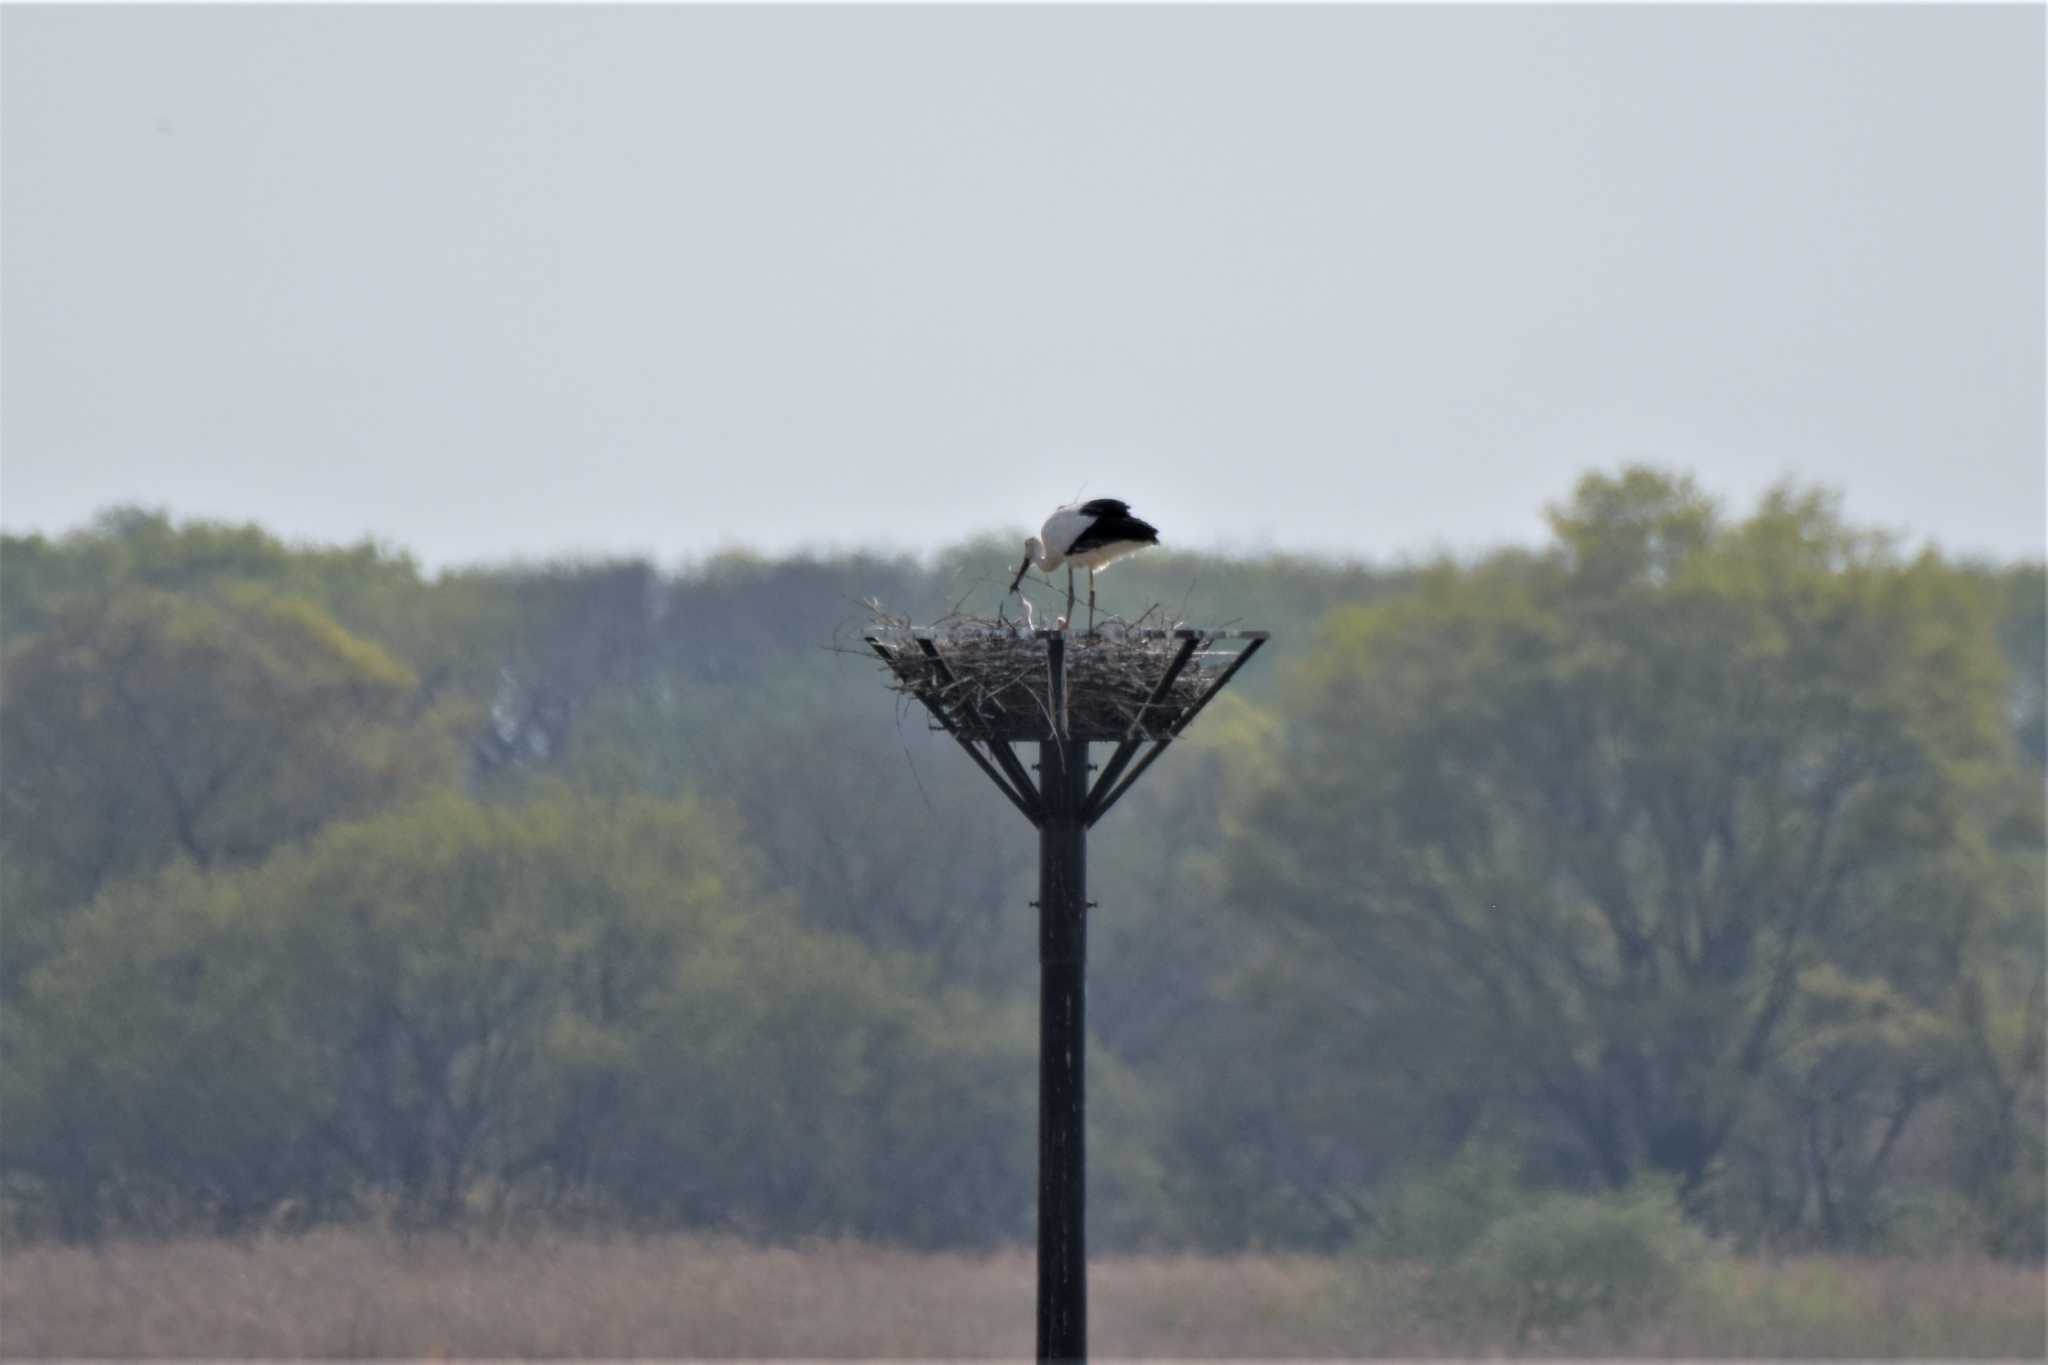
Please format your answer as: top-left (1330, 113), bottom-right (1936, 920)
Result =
top-left (1426, 1182), bottom-right (1712, 1348)
top-left (0, 471), bottom-right (2040, 1260)
top-left (0, 582), bottom-right (464, 992)
top-left (2, 791), bottom-right (1050, 1246)
top-left (1354, 1143), bottom-right (1527, 1262)
top-left (1221, 469), bottom-right (2043, 1253)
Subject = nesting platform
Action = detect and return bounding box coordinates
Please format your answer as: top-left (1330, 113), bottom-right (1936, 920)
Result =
top-left (864, 622), bottom-right (1268, 827)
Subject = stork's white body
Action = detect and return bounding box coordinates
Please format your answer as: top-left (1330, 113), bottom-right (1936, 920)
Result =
top-left (1025, 503), bottom-right (1152, 575)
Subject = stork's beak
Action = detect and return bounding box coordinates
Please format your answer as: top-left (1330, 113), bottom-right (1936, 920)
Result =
top-left (1008, 554), bottom-right (1031, 594)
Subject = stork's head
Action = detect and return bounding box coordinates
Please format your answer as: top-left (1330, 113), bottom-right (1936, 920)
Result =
top-left (1008, 535), bottom-right (1049, 594)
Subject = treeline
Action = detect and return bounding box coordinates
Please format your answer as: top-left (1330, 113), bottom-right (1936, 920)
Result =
top-left (1, 470), bottom-right (2040, 1258)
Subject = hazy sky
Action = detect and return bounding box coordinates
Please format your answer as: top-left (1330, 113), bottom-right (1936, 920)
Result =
top-left (3, 6), bottom-right (2042, 570)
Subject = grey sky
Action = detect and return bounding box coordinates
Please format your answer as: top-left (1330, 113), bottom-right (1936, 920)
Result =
top-left (3, 5), bottom-right (2041, 570)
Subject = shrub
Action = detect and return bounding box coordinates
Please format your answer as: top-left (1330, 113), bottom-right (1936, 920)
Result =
top-left (1429, 1182), bottom-right (1712, 1347)
top-left (1356, 1143), bottom-right (1525, 1262)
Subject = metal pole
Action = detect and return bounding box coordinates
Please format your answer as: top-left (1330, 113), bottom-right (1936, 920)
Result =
top-left (1037, 639), bottom-right (1087, 1363)
top-left (864, 627), bottom-right (1265, 1362)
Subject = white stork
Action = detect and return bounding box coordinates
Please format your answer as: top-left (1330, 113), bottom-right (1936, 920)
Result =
top-left (1008, 498), bottom-right (1161, 631)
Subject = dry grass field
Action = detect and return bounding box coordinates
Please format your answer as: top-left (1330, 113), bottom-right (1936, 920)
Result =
top-left (1, 1227), bottom-right (2041, 1359)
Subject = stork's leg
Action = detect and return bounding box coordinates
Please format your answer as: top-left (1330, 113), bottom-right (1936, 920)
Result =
top-left (1087, 568), bottom-right (1097, 634)
top-left (1065, 566), bottom-right (1076, 627)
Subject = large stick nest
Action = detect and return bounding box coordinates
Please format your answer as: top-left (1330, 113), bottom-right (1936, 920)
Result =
top-left (865, 610), bottom-right (1217, 743)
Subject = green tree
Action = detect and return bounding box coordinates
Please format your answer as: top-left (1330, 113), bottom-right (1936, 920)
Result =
top-left (1227, 470), bottom-right (2018, 1245)
top-left (1985, 563), bottom-right (2045, 767)
top-left (255, 791), bottom-right (758, 1221)
top-left (1942, 806), bottom-right (2047, 1257)
top-left (0, 861), bottom-right (340, 1238)
top-left (0, 585), bottom-right (459, 988)
top-left (1720, 965), bottom-right (1957, 1248)
top-left (3, 789), bottom-right (767, 1231)
top-left (4, 787), bottom-right (1098, 1246)
top-left (597, 925), bottom-right (1038, 1245)
top-left (0, 507), bottom-right (429, 648)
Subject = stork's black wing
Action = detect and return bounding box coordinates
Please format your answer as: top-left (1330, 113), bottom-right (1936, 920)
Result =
top-left (1077, 498), bottom-right (1132, 518)
top-left (1068, 510), bottom-right (1160, 555)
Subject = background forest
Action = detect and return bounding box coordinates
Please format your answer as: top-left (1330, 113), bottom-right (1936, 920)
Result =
top-left (2, 467), bottom-right (2042, 1267)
